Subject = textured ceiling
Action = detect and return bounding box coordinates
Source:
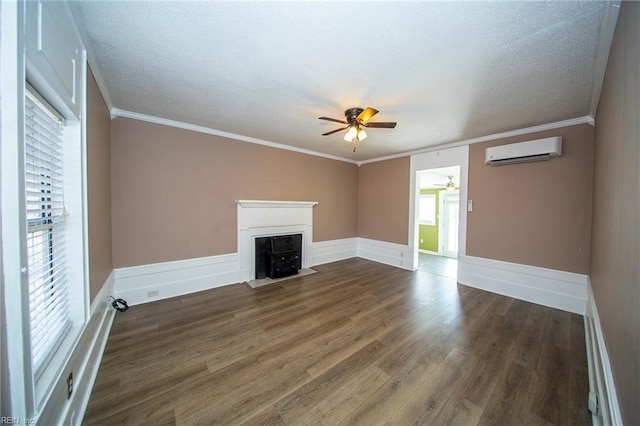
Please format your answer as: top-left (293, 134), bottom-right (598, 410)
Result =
top-left (73, 1), bottom-right (607, 162)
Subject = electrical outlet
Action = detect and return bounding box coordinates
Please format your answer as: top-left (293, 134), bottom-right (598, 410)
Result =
top-left (67, 372), bottom-right (73, 399)
top-left (147, 290), bottom-right (159, 297)
top-left (420, 238), bottom-right (424, 244)
top-left (588, 391), bottom-right (598, 414)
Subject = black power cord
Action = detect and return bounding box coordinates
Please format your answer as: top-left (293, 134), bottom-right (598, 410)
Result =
top-left (108, 296), bottom-right (129, 312)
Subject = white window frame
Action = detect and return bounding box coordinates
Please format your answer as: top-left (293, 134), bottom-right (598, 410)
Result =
top-left (1, 0), bottom-right (32, 416)
top-left (1, 0), bottom-right (89, 418)
top-left (419, 193), bottom-right (437, 226)
top-left (31, 85), bottom-right (88, 408)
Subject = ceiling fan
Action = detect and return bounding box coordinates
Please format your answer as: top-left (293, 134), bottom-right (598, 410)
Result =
top-left (433, 176), bottom-right (456, 190)
top-left (319, 107), bottom-right (397, 152)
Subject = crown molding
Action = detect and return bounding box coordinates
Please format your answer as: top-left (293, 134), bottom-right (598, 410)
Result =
top-left (357, 116), bottom-right (592, 166)
top-left (588, 1), bottom-right (621, 121)
top-left (110, 108), bottom-right (591, 167)
top-left (87, 55), bottom-right (115, 112)
top-left (111, 109), bottom-right (358, 165)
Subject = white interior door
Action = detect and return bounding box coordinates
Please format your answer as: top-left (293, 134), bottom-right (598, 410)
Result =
top-left (441, 191), bottom-right (460, 258)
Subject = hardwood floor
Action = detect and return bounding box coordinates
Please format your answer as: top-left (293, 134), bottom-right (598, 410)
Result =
top-left (418, 253), bottom-right (458, 279)
top-left (84, 258), bottom-right (591, 425)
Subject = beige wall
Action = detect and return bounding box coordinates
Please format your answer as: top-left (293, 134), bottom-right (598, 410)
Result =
top-left (86, 68), bottom-right (113, 302)
top-left (357, 157), bottom-right (410, 245)
top-left (111, 118), bottom-right (358, 267)
top-left (467, 124), bottom-right (594, 274)
top-left (354, 126), bottom-right (595, 273)
top-left (590, 2), bottom-right (639, 424)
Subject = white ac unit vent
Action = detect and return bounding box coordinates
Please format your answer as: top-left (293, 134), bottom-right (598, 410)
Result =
top-left (485, 136), bottom-right (562, 166)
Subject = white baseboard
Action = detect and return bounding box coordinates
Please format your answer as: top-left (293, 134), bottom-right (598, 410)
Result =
top-left (457, 255), bottom-right (588, 314)
top-left (38, 271), bottom-right (116, 425)
top-left (113, 238), bottom-right (415, 307)
top-left (357, 237), bottom-right (413, 271)
top-left (585, 281), bottom-right (623, 426)
top-left (112, 248), bottom-right (590, 317)
top-left (114, 253), bottom-right (239, 306)
top-left (312, 238), bottom-right (357, 266)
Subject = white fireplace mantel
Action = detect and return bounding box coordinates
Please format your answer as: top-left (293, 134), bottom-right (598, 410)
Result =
top-left (236, 200), bottom-right (318, 282)
top-left (236, 200), bottom-right (318, 209)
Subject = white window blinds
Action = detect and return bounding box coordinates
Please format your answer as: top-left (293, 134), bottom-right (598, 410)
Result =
top-left (24, 89), bottom-right (71, 377)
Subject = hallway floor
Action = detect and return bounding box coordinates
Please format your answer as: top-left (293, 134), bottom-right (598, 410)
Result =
top-left (418, 252), bottom-right (458, 280)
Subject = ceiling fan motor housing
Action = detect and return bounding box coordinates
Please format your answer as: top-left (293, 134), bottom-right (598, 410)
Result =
top-left (345, 107), bottom-right (364, 124)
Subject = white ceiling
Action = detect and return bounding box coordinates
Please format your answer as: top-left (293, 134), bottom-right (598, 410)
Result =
top-left (419, 166), bottom-right (461, 189)
top-left (72, 1), bottom-right (611, 162)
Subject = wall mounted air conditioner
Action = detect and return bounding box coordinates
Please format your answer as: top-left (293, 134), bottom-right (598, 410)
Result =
top-left (485, 136), bottom-right (562, 166)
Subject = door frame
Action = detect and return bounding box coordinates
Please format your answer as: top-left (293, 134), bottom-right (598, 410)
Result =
top-left (440, 190), bottom-right (460, 258)
top-left (408, 145), bottom-right (469, 271)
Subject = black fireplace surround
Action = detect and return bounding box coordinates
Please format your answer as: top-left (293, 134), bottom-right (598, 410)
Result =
top-left (255, 234), bottom-right (302, 279)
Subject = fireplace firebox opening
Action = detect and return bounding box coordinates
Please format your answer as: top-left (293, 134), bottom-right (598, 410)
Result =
top-left (255, 234), bottom-right (303, 279)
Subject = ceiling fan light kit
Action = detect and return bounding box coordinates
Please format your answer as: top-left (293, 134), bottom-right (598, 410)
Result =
top-left (319, 106), bottom-right (396, 152)
top-left (344, 126), bottom-right (359, 142)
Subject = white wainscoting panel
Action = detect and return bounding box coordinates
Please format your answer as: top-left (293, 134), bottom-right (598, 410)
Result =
top-left (357, 237), bottom-right (413, 271)
top-left (38, 272), bottom-right (116, 426)
top-left (311, 238), bottom-right (358, 266)
top-left (458, 255), bottom-right (588, 314)
top-left (584, 281), bottom-right (623, 426)
top-left (114, 253), bottom-right (239, 306)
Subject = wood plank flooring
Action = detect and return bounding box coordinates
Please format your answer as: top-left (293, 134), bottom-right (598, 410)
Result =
top-left (83, 258), bottom-right (591, 425)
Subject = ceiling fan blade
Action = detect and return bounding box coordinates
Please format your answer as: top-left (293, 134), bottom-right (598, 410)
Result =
top-left (322, 126), bottom-right (349, 136)
top-left (363, 122), bottom-right (397, 128)
top-left (356, 107), bottom-right (379, 124)
top-left (319, 116), bottom-right (348, 125)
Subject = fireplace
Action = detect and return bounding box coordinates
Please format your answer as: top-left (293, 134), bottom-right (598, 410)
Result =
top-left (255, 234), bottom-right (303, 279)
top-left (236, 200), bottom-right (317, 282)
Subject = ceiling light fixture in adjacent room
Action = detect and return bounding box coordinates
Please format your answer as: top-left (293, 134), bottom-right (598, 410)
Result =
top-left (446, 176), bottom-right (456, 191)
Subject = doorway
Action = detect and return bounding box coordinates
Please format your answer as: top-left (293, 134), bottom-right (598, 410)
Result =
top-left (409, 145), bottom-right (469, 277)
top-left (416, 166), bottom-right (460, 278)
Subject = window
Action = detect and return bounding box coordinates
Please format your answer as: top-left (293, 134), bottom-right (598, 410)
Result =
top-left (419, 194), bottom-right (436, 225)
top-left (24, 88), bottom-right (71, 378)
top-left (1, 1), bottom-right (88, 417)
